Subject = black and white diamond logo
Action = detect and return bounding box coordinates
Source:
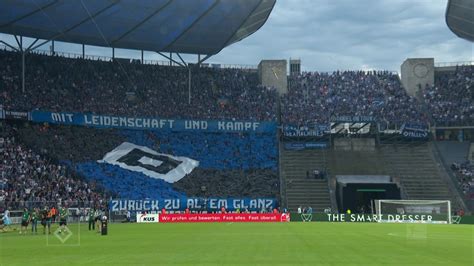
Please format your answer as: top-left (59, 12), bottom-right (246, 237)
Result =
top-left (99, 142), bottom-right (199, 183)
top-left (54, 227), bottom-right (73, 243)
top-left (117, 148), bottom-right (182, 175)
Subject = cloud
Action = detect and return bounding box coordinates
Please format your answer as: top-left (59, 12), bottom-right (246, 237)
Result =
top-left (213, 0), bottom-right (473, 71)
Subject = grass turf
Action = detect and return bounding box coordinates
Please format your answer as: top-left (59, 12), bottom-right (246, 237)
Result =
top-left (0, 222), bottom-right (472, 265)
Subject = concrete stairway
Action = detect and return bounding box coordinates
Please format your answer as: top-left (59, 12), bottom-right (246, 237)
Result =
top-left (327, 150), bottom-right (387, 176)
top-left (281, 142), bottom-right (461, 213)
top-left (380, 144), bottom-right (454, 202)
top-left (280, 149), bottom-right (331, 212)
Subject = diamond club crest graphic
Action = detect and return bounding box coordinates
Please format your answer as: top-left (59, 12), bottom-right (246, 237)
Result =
top-left (53, 227), bottom-right (73, 243)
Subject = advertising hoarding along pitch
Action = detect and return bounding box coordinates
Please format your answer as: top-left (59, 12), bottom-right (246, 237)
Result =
top-left (136, 213), bottom-right (290, 223)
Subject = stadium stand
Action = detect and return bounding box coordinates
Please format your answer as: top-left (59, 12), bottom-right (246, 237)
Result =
top-left (118, 129), bottom-right (277, 170)
top-left (434, 141), bottom-right (473, 206)
top-left (282, 70), bottom-right (427, 126)
top-left (0, 48), bottom-right (280, 210)
top-left (280, 148), bottom-right (331, 212)
top-left (2, 47), bottom-right (470, 129)
top-left (380, 143), bottom-right (453, 201)
top-left (0, 49), bottom-right (277, 121)
top-left (451, 162), bottom-right (473, 198)
top-left (282, 140), bottom-right (464, 212)
top-left (422, 65), bottom-right (474, 126)
top-left (0, 124), bottom-right (108, 210)
top-left (0, 48), bottom-right (471, 214)
top-left (280, 66), bottom-right (471, 213)
top-left (14, 124), bottom-right (279, 201)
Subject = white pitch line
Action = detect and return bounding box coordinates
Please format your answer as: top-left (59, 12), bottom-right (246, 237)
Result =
top-left (387, 232), bottom-right (468, 241)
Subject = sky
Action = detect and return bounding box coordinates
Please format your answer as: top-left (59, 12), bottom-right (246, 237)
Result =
top-left (1, 0), bottom-right (473, 72)
top-left (212, 0), bottom-right (473, 71)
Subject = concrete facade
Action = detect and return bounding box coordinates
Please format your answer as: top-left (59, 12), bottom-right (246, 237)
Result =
top-left (258, 60), bottom-right (288, 94)
top-left (289, 59), bottom-right (301, 76)
top-left (400, 58), bottom-right (435, 97)
top-left (333, 138), bottom-right (376, 152)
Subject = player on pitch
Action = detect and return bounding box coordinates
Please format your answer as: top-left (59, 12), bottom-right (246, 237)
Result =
top-left (58, 206), bottom-right (69, 233)
top-left (88, 207), bottom-right (96, 231)
top-left (31, 207), bottom-right (39, 234)
top-left (41, 206), bottom-right (52, 234)
top-left (19, 207), bottom-right (30, 234)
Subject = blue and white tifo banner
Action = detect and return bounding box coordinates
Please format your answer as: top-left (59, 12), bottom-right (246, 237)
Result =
top-left (400, 123), bottom-right (429, 139)
top-left (284, 142), bottom-right (329, 150)
top-left (331, 115), bottom-right (375, 123)
top-left (283, 124), bottom-right (330, 137)
top-left (99, 142), bottom-right (199, 183)
top-left (30, 111), bottom-right (276, 133)
top-left (110, 198), bottom-right (277, 212)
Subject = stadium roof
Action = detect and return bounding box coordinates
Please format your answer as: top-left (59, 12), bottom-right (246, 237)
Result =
top-left (0, 0), bottom-right (276, 55)
top-left (446, 0), bottom-right (474, 42)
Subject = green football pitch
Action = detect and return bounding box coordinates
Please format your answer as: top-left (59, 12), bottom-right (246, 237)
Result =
top-left (0, 222), bottom-right (472, 265)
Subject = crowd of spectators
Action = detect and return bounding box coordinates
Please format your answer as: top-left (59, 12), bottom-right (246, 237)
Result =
top-left (18, 123), bottom-right (277, 171)
top-left (121, 129), bottom-right (277, 170)
top-left (13, 123), bottom-right (279, 199)
top-left (0, 125), bottom-right (108, 210)
top-left (17, 124), bottom-right (124, 163)
top-left (282, 70), bottom-right (428, 126)
top-left (0, 49), bottom-right (277, 121)
top-left (451, 161), bottom-right (474, 200)
top-left (422, 66), bottom-right (474, 126)
top-left (1, 48), bottom-right (472, 127)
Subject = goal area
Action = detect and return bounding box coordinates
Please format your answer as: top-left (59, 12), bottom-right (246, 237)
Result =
top-left (374, 200), bottom-right (451, 224)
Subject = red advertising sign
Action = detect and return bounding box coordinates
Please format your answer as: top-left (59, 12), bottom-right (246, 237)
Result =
top-left (158, 213), bottom-right (290, 223)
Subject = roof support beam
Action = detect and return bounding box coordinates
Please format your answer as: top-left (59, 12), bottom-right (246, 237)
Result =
top-left (154, 52), bottom-right (211, 68)
top-left (188, 67), bottom-right (192, 104)
top-left (156, 52), bottom-right (185, 68)
top-left (0, 40), bottom-right (20, 52)
top-left (21, 47), bottom-right (25, 93)
top-left (110, 0), bottom-right (174, 45)
top-left (197, 54), bottom-right (212, 66)
top-left (27, 39), bottom-right (50, 52)
top-left (176, 53), bottom-right (188, 68)
top-left (14, 35), bottom-right (22, 51)
top-left (26, 38), bottom-right (40, 52)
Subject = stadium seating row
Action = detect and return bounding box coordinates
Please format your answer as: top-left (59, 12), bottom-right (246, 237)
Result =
top-left (1, 50), bottom-right (472, 126)
top-left (13, 124), bottom-right (279, 201)
top-left (0, 49), bottom-right (277, 122)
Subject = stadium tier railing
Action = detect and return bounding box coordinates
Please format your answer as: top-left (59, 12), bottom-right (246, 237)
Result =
top-left (435, 61), bottom-right (474, 67)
